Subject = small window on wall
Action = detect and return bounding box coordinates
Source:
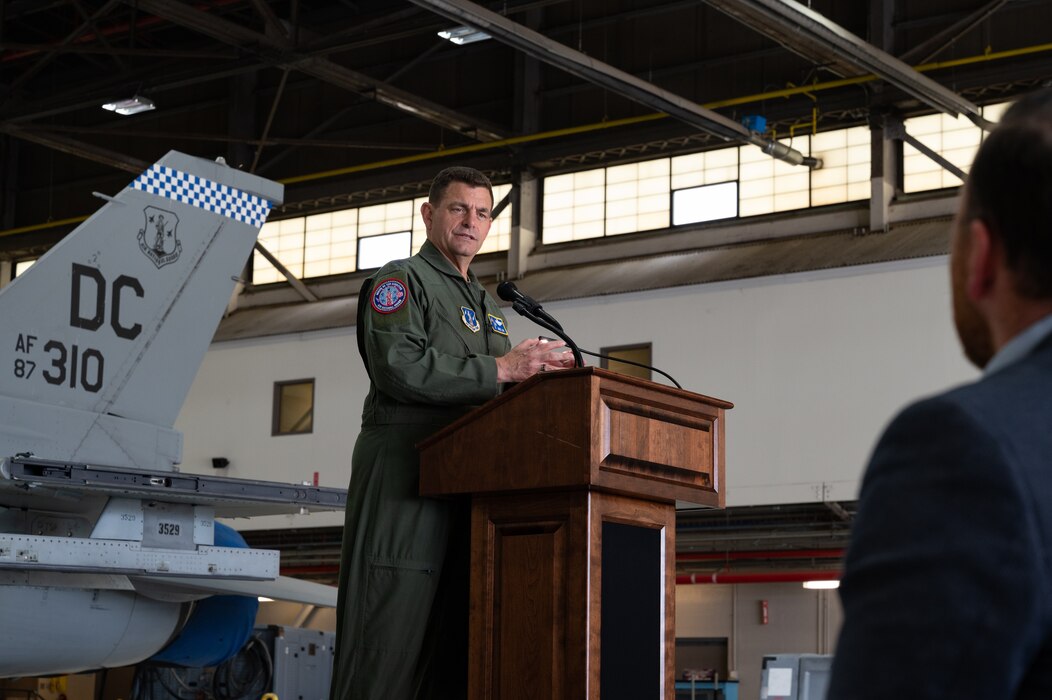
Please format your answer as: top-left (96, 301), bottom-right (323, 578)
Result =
top-left (273, 379), bottom-right (315, 436)
top-left (601, 343), bottom-right (652, 381)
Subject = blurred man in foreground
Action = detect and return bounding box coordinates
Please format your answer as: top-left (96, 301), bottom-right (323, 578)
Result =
top-left (829, 89), bottom-right (1052, 698)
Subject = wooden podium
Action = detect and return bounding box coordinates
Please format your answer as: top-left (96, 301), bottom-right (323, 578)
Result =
top-left (418, 367), bottom-right (731, 700)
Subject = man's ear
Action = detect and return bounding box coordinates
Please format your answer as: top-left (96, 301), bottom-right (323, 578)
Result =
top-left (965, 218), bottom-right (998, 301)
top-left (420, 201), bottom-right (433, 232)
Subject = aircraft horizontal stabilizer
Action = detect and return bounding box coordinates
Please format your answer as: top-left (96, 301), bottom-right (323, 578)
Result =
top-left (133, 573), bottom-right (339, 607)
top-left (1, 457), bottom-right (346, 517)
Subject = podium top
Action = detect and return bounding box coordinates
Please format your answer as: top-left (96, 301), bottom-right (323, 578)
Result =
top-left (418, 367), bottom-right (731, 507)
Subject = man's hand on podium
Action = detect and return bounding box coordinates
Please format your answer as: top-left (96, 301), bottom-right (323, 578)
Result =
top-left (496, 337), bottom-right (576, 382)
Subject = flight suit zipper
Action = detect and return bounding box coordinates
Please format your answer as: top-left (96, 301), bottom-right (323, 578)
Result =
top-left (480, 288), bottom-right (492, 355)
top-left (455, 276), bottom-right (491, 355)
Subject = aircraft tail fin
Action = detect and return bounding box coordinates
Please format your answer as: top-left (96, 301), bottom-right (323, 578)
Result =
top-left (0, 152), bottom-right (283, 467)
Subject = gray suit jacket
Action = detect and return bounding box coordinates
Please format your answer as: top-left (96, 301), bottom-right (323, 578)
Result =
top-left (828, 335), bottom-right (1052, 698)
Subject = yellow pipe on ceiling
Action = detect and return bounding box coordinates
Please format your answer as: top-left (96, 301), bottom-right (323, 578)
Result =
top-left (280, 41), bottom-right (1052, 185)
top-left (3, 41), bottom-right (1051, 239)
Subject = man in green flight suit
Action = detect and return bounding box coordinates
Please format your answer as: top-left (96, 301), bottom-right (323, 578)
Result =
top-left (331, 166), bottom-right (574, 700)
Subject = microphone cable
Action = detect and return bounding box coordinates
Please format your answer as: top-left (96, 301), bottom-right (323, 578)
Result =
top-left (540, 338), bottom-right (682, 389)
top-left (501, 281), bottom-right (682, 388)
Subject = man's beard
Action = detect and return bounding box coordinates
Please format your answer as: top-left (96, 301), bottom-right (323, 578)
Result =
top-left (951, 252), bottom-right (995, 369)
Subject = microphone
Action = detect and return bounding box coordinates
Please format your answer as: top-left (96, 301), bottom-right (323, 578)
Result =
top-left (497, 281), bottom-right (581, 368)
top-left (495, 280), bottom-right (530, 305)
top-left (496, 281), bottom-right (563, 330)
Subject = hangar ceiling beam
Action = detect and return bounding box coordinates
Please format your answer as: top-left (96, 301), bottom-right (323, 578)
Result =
top-left (898, 0), bottom-right (1009, 65)
top-left (251, 68), bottom-right (290, 173)
top-left (12, 122), bottom-right (426, 152)
top-left (253, 38), bottom-right (447, 175)
top-left (0, 42), bottom-right (237, 60)
top-left (699, 0), bottom-right (861, 78)
top-left (247, 0), bottom-right (290, 43)
top-left (886, 121), bottom-right (968, 182)
top-left (0, 122), bottom-right (147, 173)
top-left (8, 0), bottom-right (124, 95)
top-left (131, 0), bottom-right (506, 142)
top-left (700, 0), bottom-right (991, 129)
top-left (253, 242), bottom-right (319, 303)
top-left (410, 0), bottom-right (820, 168)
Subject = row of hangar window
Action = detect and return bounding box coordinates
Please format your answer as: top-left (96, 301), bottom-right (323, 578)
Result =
top-left (250, 103), bottom-right (1008, 285)
top-left (271, 344), bottom-right (654, 436)
top-left (5, 103), bottom-right (1008, 283)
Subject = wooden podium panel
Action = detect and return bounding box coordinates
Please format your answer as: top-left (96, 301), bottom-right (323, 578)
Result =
top-left (471, 492), bottom-right (585, 700)
top-left (418, 368), bottom-right (732, 700)
top-left (420, 368), bottom-right (730, 507)
top-left (468, 491), bottom-right (675, 700)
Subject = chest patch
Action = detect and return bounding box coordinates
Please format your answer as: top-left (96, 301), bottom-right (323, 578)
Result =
top-left (460, 306), bottom-right (481, 333)
top-left (371, 278), bottom-right (408, 314)
top-left (488, 314), bottom-right (509, 336)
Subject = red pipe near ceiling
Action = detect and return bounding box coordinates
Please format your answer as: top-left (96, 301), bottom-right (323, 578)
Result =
top-left (282, 554), bottom-right (845, 578)
top-left (676, 570), bottom-right (841, 585)
top-left (676, 549), bottom-right (844, 562)
top-left (282, 564), bottom-right (842, 584)
top-left (2, 0), bottom-right (243, 62)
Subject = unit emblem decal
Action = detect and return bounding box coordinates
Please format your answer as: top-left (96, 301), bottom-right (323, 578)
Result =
top-left (138, 206), bottom-right (182, 269)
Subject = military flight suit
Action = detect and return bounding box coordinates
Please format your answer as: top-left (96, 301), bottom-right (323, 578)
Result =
top-left (331, 240), bottom-right (512, 700)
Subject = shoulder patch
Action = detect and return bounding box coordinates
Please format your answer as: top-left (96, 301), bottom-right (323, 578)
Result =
top-left (371, 277), bottom-right (408, 314)
top-left (487, 314), bottom-right (509, 336)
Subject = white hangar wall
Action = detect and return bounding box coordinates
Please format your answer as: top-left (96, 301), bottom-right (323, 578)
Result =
top-left (530, 255), bottom-right (977, 506)
top-left (176, 254), bottom-right (978, 530)
top-left (176, 329), bottom-right (364, 530)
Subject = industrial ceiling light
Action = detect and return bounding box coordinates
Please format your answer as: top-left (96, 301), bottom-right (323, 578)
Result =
top-left (802, 579), bottom-right (840, 590)
top-left (437, 25), bottom-right (491, 45)
top-left (101, 95), bottom-right (156, 116)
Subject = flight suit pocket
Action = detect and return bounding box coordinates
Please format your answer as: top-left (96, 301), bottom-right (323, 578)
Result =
top-left (362, 558), bottom-right (441, 656)
top-left (428, 300), bottom-right (485, 353)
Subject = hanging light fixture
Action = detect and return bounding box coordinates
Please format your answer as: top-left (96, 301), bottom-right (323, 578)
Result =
top-left (437, 25), bottom-right (491, 45)
top-left (101, 95), bottom-right (156, 116)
